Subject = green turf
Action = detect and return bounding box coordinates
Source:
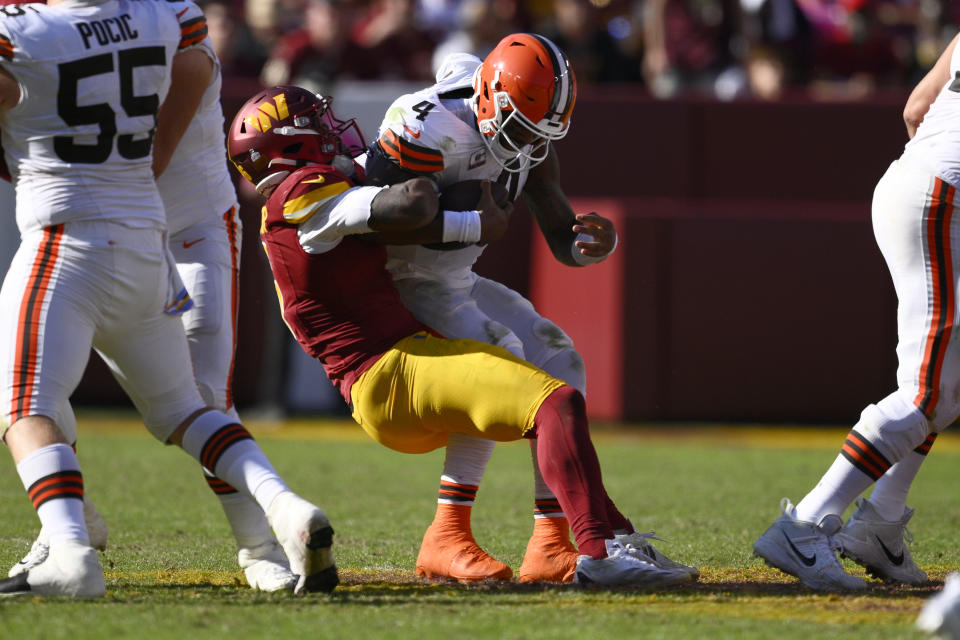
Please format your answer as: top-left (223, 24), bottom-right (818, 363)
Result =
top-left (0, 417), bottom-right (956, 639)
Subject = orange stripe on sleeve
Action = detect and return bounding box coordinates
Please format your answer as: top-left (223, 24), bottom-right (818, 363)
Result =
top-left (379, 130), bottom-right (444, 174)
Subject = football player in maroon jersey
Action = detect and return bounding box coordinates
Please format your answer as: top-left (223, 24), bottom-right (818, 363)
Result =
top-left (227, 85), bottom-right (695, 588)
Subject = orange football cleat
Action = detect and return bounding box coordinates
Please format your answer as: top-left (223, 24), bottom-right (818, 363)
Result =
top-left (517, 517), bottom-right (579, 583)
top-left (415, 504), bottom-right (512, 582)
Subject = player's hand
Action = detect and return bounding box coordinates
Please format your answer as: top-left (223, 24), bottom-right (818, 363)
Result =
top-left (573, 212), bottom-right (617, 257)
top-left (478, 180), bottom-right (513, 245)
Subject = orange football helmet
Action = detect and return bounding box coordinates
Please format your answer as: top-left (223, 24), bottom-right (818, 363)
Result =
top-left (471, 33), bottom-right (577, 173)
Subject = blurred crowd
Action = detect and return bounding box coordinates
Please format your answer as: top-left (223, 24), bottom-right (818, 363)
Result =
top-left (203, 0), bottom-right (960, 103)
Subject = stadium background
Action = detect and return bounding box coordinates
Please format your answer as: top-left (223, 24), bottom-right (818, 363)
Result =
top-left (0, 0), bottom-right (930, 425)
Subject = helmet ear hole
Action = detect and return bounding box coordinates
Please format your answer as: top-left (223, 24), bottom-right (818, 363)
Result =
top-left (283, 142), bottom-right (303, 155)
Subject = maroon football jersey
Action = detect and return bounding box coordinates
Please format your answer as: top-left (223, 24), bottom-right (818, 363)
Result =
top-left (260, 165), bottom-right (428, 402)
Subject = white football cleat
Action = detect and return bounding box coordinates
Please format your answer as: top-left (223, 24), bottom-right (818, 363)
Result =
top-left (574, 540), bottom-right (692, 588)
top-left (9, 495), bottom-right (108, 578)
top-left (0, 540), bottom-right (105, 598)
top-left (753, 498), bottom-right (866, 591)
top-left (266, 492), bottom-right (338, 594)
top-left (615, 529), bottom-right (700, 580)
top-left (835, 497), bottom-right (926, 585)
top-left (239, 540), bottom-right (298, 592)
top-left (8, 536), bottom-right (49, 578)
top-left (918, 573), bottom-right (960, 639)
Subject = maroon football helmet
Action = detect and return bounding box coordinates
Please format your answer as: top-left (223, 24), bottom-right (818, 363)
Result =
top-left (227, 86), bottom-right (366, 193)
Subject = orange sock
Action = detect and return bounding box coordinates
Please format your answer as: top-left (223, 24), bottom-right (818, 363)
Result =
top-left (518, 517), bottom-right (579, 583)
top-left (416, 504), bottom-right (512, 582)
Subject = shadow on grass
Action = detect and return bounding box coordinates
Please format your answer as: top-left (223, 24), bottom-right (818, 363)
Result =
top-left (96, 570), bottom-right (944, 610)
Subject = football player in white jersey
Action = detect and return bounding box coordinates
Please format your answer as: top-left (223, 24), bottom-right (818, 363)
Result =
top-left (0, 0), bottom-right (336, 597)
top-left (753, 33), bottom-right (960, 592)
top-left (364, 34), bottom-right (697, 583)
top-left (3, 4), bottom-right (297, 592)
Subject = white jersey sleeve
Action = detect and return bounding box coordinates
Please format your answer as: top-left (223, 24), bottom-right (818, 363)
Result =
top-left (155, 0), bottom-right (237, 234)
top-left (0, 0), bottom-right (192, 233)
top-left (901, 39), bottom-right (960, 187)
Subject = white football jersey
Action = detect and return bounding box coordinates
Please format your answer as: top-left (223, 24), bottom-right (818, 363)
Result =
top-left (0, 0), bottom-right (202, 233)
top-left (902, 41), bottom-right (960, 188)
top-left (156, 43), bottom-right (236, 235)
top-left (377, 54), bottom-right (529, 282)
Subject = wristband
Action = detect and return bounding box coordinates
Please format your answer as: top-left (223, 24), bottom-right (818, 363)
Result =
top-left (441, 209), bottom-right (482, 244)
top-left (571, 231), bottom-right (618, 266)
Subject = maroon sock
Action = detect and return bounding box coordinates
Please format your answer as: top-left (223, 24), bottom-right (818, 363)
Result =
top-left (604, 489), bottom-right (634, 533)
top-left (532, 386), bottom-right (613, 559)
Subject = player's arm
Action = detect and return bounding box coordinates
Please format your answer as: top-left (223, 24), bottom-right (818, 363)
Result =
top-left (523, 145), bottom-right (617, 267)
top-left (152, 48), bottom-right (214, 177)
top-left (368, 177), bottom-right (439, 232)
top-left (366, 178), bottom-right (511, 245)
top-left (0, 64), bottom-right (19, 111)
top-left (0, 40), bottom-right (19, 181)
top-left (904, 32), bottom-right (959, 139)
top-left (294, 175), bottom-right (439, 252)
top-left (363, 138), bottom-right (426, 186)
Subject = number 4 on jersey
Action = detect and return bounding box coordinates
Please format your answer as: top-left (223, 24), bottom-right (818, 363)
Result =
top-left (412, 100), bottom-right (436, 121)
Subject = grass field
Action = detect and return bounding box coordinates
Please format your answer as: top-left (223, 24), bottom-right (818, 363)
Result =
top-left (1, 414), bottom-right (958, 639)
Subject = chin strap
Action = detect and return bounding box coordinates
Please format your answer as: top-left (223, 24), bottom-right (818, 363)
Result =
top-left (255, 171), bottom-right (291, 196)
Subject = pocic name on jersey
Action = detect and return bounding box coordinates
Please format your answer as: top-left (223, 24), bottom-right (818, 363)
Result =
top-left (76, 14), bottom-right (138, 50)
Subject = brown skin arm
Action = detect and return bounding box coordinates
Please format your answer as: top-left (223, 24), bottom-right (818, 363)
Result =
top-left (367, 176), bottom-right (440, 233)
top-left (152, 48), bottom-right (215, 177)
top-left (523, 145), bottom-right (617, 266)
top-left (0, 64), bottom-right (20, 110)
top-left (367, 179), bottom-right (512, 245)
top-left (904, 33), bottom-right (959, 139)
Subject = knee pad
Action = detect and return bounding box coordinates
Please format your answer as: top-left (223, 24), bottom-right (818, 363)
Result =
top-left (136, 383), bottom-right (206, 443)
top-left (483, 320), bottom-right (524, 359)
top-left (855, 394), bottom-right (931, 462)
top-left (528, 319), bottom-right (586, 396)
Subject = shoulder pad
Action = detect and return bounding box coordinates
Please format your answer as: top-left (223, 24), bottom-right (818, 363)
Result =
top-left (279, 165), bottom-right (353, 224)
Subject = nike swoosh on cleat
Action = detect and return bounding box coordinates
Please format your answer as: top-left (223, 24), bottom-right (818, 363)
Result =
top-left (782, 532), bottom-right (817, 566)
top-left (874, 536), bottom-right (904, 565)
top-left (182, 238), bottom-right (205, 249)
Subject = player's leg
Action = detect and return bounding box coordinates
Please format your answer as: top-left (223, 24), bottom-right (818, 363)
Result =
top-left (351, 334), bottom-right (692, 587)
top-left (528, 386), bottom-right (690, 586)
top-left (472, 276), bottom-right (698, 581)
top-left (171, 211), bottom-right (294, 591)
top-left (94, 229), bottom-right (335, 593)
top-left (8, 400), bottom-right (108, 578)
top-left (834, 432), bottom-right (936, 585)
top-left (393, 276), bottom-right (515, 581)
top-left (0, 226), bottom-right (106, 596)
top-left (866, 432), bottom-right (935, 521)
top-left (415, 432), bottom-right (512, 582)
top-left (754, 160), bottom-right (960, 589)
top-left (470, 277), bottom-right (579, 581)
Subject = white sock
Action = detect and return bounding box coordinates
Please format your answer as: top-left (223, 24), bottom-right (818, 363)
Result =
top-left (181, 411), bottom-right (289, 512)
top-left (203, 471), bottom-right (275, 550)
top-left (530, 439), bottom-right (565, 518)
top-left (794, 453), bottom-right (874, 523)
top-left (439, 432), bottom-right (495, 501)
top-left (17, 444), bottom-right (88, 546)
top-left (869, 445), bottom-right (932, 521)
